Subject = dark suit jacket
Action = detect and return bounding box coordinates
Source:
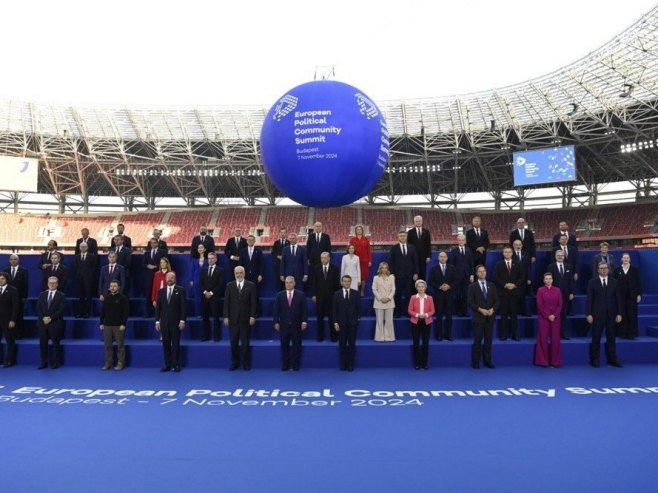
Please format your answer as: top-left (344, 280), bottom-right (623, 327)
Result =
top-left (493, 259), bottom-right (523, 298)
top-left (509, 229), bottom-right (536, 259)
top-left (552, 231), bottom-right (577, 249)
top-left (586, 276), bottom-right (623, 320)
top-left (449, 246), bottom-right (474, 280)
top-left (111, 246), bottom-right (132, 277)
top-left (547, 262), bottom-right (574, 299)
top-left (223, 280), bottom-right (258, 327)
top-left (428, 263), bottom-right (457, 298)
top-left (593, 254), bottom-right (617, 274)
top-left (281, 245), bottom-right (308, 281)
top-left (239, 247), bottom-right (264, 283)
top-left (0, 285), bottom-right (19, 325)
top-left (74, 253), bottom-right (98, 287)
top-left (42, 264), bottom-right (68, 292)
top-left (75, 237), bottom-right (98, 255)
top-left (98, 264), bottom-right (126, 295)
top-left (36, 290), bottom-right (66, 331)
top-left (466, 228), bottom-right (490, 266)
top-left (117, 234), bottom-right (132, 250)
top-left (155, 285), bottom-right (187, 328)
top-left (273, 289), bottom-right (308, 329)
top-left (388, 243), bottom-right (419, 281)
top-left (39, 250), bottom-right (65, 270)
top-left (144, 248), bottom-right (168, 271)
top-left (306, 232), bottom-right (332, 267)
top-left (190, 235), bottom-right (216, 258)
top-left (467, 280), bottom-right (499, 324)
top-left (312, 263), bottom-right (340, 301)
top-left (332, 288), bottom-right (361, 327)
top-left (200, 265), bottom-right (224, 297)
top-left (512, 250), bottom-right (531, 285)
top-left (5, 266), bottom-right (28, 301)
top-left (552, 245), bottom-right (578, 270)
top-left (147, 239), bottom-right (168, 252)
top-left (407, 227), bottom-right (432, 270)
top-left (225, 237), bottom-right (247, 264)
top-left (613, 265), bottom-right (642, 299)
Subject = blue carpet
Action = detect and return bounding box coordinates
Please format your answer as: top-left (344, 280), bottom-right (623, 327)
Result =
top-left (2, 365), bottom-right (657, 492)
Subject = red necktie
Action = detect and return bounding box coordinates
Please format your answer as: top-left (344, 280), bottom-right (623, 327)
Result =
top-left (287, 291), bottom-right (292, 307)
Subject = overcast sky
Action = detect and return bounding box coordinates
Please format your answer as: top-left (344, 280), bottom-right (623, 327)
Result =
top-left (2, 0), bottom-right (656, 108)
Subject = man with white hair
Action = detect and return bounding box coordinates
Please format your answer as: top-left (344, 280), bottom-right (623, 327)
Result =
top-left (407, 215), bottom-right (432, 281)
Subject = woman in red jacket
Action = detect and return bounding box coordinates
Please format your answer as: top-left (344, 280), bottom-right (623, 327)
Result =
top-left (408, 279), bottom-right (435, 370)
top-left (349, 224), bottom-right (372, 296)
top-left (151, 257), bottom-right (175, 307)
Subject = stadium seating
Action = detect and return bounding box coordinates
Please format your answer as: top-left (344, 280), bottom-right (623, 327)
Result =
top-left (166, 210), bottom-right (213, 246)
top-left (314, 207), bottom-right (358, 245)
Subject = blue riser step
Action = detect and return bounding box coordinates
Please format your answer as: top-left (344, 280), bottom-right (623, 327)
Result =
top-left (6, 338), bottom-right (658, 369)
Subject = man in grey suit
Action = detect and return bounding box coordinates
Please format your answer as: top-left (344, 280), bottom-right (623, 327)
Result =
top-left (223, 266), bottom-right (258, 371)
top-left (468, 265), bottom-right (499, 369)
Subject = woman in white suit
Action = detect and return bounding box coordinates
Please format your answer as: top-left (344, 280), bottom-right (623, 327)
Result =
top-left (341, 244), bottom-right (361, 291)
top-left (372, 262), bottom-right (396, 341)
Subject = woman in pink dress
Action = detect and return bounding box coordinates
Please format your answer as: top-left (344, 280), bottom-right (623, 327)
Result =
top-left (349, 224), bottom-right (372, 296)
top-left (535, 272), bottom-right (564, 367)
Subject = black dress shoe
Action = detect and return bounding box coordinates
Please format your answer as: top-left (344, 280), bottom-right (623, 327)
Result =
top-left (472, 363), bottom-right (480, 369)
top-left (609, 360), bottom-right (623, 368)
top-left (423, 366), bottom-right (429, 370)
top-left (435, 337), bottom-right (442, 341)
top-left (590, 361), bottom-right (600, 368)
top-left (200, 337), bottom-right (210, 342)
top-left (561, 335), bottom-right (571, 340)
top-left (347, 367), bottom-right (354, 372)
top-left (160, 366), bottom-right (171, 372)
top-left (38, 363), bottom-right (48, 370)
top-left (281, 366), bottom-right (290, 371)
top-left (213, 337), bottom-right (220, 342)
top-left (446, 336), bottom-right (454, 341)
top-left (512, 337), bottom-right (520, 341)
top-left (51, 364), bottom-right (59, 369)
top-left (3, 362), bottom-right (14, 368)
top-left (292, 367), bottom-right (300, 371)
top-left (173, 366), bottom-right (181, 372)
top-left (242, 364), bottom-right (251, 371)
top-left (228, 364), bottom-right (238, 371)
top-left (484, 362), bottom-right (496, 369)
top-left (340, 367), bottom-right (347, 371)
top-left (415, 366), bottom-right (420, 370)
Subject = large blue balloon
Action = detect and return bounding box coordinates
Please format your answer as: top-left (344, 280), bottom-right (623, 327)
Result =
top-left (260, 80), bottom-right (389, 208)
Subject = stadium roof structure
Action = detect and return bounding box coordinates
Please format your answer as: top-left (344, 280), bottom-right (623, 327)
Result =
top-left (0, 6), bottom-right (658, 211)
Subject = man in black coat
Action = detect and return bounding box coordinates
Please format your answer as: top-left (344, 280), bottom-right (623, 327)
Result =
top-left (39, 240), bottom-right (64, 288)
top-left (150, 228), bottom-right (168, 252)
top-left (37, 276), bottom-right (67, 369)
top-left (74, 242), bottom-right (98, 318)
top-left (468, 265), bottom-right (499, 369)
top-left (271, 228), bottom-right (290, 292)
top-left (155, 272), bottom-right (187, 372)
top-left (449, 234), bottom-right (474, 316)
top-left (512, 239), bottom-right (532, 316)
top-left (388, 230), bottom-right (419, 317)
top-left (586, 262), bottom-right (623, 368)
top-left (547, 249), bottom-right (575, 339)
top-left (273, 276), bottom-right (308, 371)
top-left (466, 215), bottom-right (490, 270)
top-left (200, 252), bottom-right (224, 341)
top-left (493, 246), bottom-right (524, 341)
top-left (5, 254), bottom-right (28, 339)
top-left (115, 223), bottom-right (132, 250)
top-left (333, 275), bottom-right (361, 371)
top-left (75, 227), bottom-right (98, 255)
top-left (312, 252), bottom-right (340, 342)
top-left (428, 251), bottom-right (457, 341)
top-left (42, 252), bottom-right (67, 293)
top-left (306, 221), bottom-right (332, 276)
top-left (407, 215), bottom-right (432, 281)
top-left (614, 253), bottom-right (642, 340)
top-left (0, 272), bottom-right (20, 367)
top-left (111, 235), bottom-right (132, 289)
top-left (225, 227), bottom-right (247, 281)
top-left (223, 266), bottom-right (258, 371)
top-left (509, 218), bottom-right (536, 262)
top-left (190, 225), bottom-right (216, 259)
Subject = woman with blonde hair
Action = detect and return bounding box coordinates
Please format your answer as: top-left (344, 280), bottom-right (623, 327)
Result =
top-left (372, 262), bottom-right (396, 342)
top-left (350, 224), bottom-right (372, 296)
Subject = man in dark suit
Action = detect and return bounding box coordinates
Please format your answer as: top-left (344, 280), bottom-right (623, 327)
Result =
top-left (74, 242), bottom-right (98, 318)
top-left (494, 246), bottom-right (523, 340)
top-left (551, 220), bottom-right (577, 250)
top-left (273, 276), bottom-right (308, 371)
top-left (190, 226), bottom-right (216, 259)
top-left (592, 242), bottom-right (616, 275)
top-left (39, 240), bottom-right (64, 289)
top-left (143, 237), bottom-right (168, 317)
top-left (239, 234), bottom-right (264, 287)
top-left (150, 228), bottom-right (168, 252)
top-left (99, 251), bottom-right (126, 301)
top-left (468, 265), bottom-right (499, 369)
top-left (111, 235), bottom-right (132, 289)
top-left (155, 272), bottom-right (187, 372)
top-left (552, 234), bottom-right (579, 281)
top-left (586, 262), bottom-right (623, 368)
top-left (509, 218), bottom-right (536, 263)
top-left (42, 252), bottom-right (67, 292)
top-left (200, 252), bottom-right (224, 341)
top-left (407, 215), bottom-right (432, 281)
top-left (548, 250), bottom-right (575, 339)
top-left (223, 266), bottom-right (258, 371)
top-left (0, 272), bottom-right (20, 367)
top-left (280, 233), bottom-right (308, 285)
top-left (428, 251), bottom-right (456, 341)
top-left (75, 227), bottom-right (98, 255)
top-left (5, 254), bottom-right (28, 339)
top-left (115, 223), bottom-right (132, 250)
top-left (512, 239), bottom-right (532, 316)
top-left (614, 253), bottom-right (642, 340)
top-left (388, 230), bottom-right (419, 317)
top-left (271, 228), bottom-right (290, 292)
top-left (37, 276), bottom-right (67, 369)
top-left (312, 251), bottom-right (340, 342)
top-left (333, 275), bottom-right (361, 371)
top-left (306, 221), bottom-right (332, 275)
top-left (466, 215), bottom-right (490, 270)
top-left (225, 227), bottom-right (247, 281)
top-left (449, 234), bottom-right (474, 316)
